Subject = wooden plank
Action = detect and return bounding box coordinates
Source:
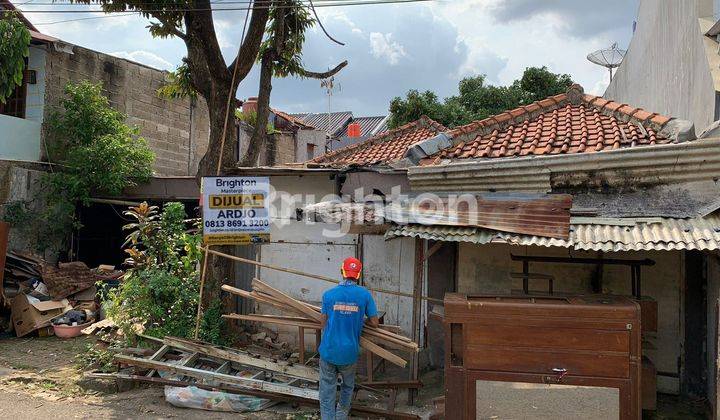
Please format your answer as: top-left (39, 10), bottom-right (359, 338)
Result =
top-left (223, 314), bottom-right (320, 330)
top-left (90, 373), bottom-right (419, 419)
top-left (360, 337), bottom-right (407, 368)
top-left (210, 248), bottom-right (442, 303)
top-left (360, 381), bottom-right (424, 389)
top-left (252, 279), bottom-right (323, 322)
top-left (115, 354), bottom-right (320, 400)
top-left (163, 336), bottom-right (319, 381)
top-left (215, 361), bottom-right (231, 374)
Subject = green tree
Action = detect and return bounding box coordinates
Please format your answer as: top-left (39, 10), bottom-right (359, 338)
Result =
top-left (0, 11), bottom-right (30, 103)
top-left (388, 66), bottom-right (573, 128)
top-left (73, 1), bottom-right (348, 311)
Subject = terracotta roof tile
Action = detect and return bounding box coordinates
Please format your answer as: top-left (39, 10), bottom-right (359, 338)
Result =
top-left (309, 116), bottom-right (447, 166)
top-left (434, 86), bottom-right (676, 163)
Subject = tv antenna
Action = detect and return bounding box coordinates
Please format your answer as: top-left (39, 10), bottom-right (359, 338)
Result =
top-left (321, 76), bottom-right (341, 152)
top-left (587, 43), bottom-right (626, 81)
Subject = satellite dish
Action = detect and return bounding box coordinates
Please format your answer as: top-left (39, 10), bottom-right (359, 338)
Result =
top-left (587, 43), bottom-right (626, 81)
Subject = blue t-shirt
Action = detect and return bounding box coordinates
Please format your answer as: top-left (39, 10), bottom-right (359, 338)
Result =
top-left (318, 281), bottom-right (378, 365)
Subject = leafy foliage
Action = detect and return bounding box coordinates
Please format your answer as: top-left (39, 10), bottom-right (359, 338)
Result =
top-left (157, 59), bottom-right (197, 100)
top-left (261, 1), bottom-right (315, 77)
top-left (3, 81), bottom-right (155, 253)
top-left (234, 108), bottom-right (277, 134)
top-left (388, 66), bottom-right (574, 128)
top-left (0, 12), bottom-right (30, 103)
top-left (107, 202), bottom-right (225, 343)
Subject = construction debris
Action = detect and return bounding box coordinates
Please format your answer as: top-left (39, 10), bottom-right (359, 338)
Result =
top-left (221, 278), bottom-right (418, 368)
top-left (112, 336), bottom-right (419, 419)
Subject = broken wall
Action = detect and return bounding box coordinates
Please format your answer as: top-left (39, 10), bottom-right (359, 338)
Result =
top-left (456, 243), bottom-right (683, 394)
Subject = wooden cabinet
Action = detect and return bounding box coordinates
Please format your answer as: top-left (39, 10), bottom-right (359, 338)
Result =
top-left (444, 294), bottom-right (642, 419)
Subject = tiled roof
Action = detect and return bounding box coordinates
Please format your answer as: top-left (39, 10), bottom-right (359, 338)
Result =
top-left (345, 116), bottom-right (389, 137)
top-left (310, 116), bottom-right (447, 166)
top-left (431, 84), bottom-right (675, 163)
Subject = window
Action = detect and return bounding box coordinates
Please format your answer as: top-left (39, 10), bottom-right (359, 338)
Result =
top-left (0, 61), bottom-right (28, 119)
top-left (0, 75), bottom-right (27, 119)
top-left (306, 143), bottom-right (316, 159)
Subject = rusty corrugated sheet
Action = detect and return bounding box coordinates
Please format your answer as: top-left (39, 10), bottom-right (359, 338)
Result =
top-left (385, 214), bottom-right (720, 252)
top-left (400, 193), bottom-right (573, 239)
top-left (304, 193), bottom-right (573, 239)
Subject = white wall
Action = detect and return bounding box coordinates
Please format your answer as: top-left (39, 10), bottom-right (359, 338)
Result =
top-left (0, 114), bottom-right (41, 161)
top-left (25, 46), bottom-right (46, 124)
top-left (605, 0), bottom-right (717, 133)
top-left (362, 235), bottom-right (416, 336)
top-left (457, 243), bottom-right (683, 394)
top-left (254, 174), bottom-right (416, 346)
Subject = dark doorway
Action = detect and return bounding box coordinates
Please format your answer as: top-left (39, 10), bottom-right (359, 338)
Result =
top-left (683, 250), bottom-right (707, 398)
top-left (425, 240), bottom-right (457, 368)
top-left (75, 200), bottom-right (198, 268)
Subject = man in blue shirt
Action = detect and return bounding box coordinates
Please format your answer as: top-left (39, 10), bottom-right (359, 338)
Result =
top-left (318, 257), bottom-right (378, 420)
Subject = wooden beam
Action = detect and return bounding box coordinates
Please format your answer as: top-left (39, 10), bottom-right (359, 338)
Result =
top-left (163, 336), bottom-right (319, 381)
top-left (115, 354), bottom-right (320, 400)
top-left (209, 247), bottom-right (443, 303)
top-left (223, 314), bottom-right (320, 330)
top-left (85, 373), bottom-right (419, 419)
top-left (360, 337), bottom-right (407, 368)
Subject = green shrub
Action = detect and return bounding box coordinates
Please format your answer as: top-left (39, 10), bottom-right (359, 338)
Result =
top-left (106, 202), bottom-right (226, 344)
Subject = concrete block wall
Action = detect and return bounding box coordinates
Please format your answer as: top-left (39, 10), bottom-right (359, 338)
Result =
top-left (43, 45), bottom-right (209, 176)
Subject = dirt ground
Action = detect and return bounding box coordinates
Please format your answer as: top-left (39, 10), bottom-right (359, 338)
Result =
top-left (0, 335), bottom-right (436, 419)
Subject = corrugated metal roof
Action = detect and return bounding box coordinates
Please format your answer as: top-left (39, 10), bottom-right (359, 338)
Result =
top-left (295, 112), bottom-right (353, 137)
top-left (347, 116), bottom-right (389, 137)
top-left (385, 214), bottom-right (720, 251)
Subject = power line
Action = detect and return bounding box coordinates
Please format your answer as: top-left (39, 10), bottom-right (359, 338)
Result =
top-left (34, 12), bottom-right (137, 25)
top-left (17, 0), bottom-right (434, 14)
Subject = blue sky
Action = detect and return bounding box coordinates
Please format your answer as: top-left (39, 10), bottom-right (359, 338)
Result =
top-left (21, 0), bottom-right (639, 116)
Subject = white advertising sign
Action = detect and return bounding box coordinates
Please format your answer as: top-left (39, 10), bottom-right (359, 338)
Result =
top-left (201, 176), bottom-right (271, 245)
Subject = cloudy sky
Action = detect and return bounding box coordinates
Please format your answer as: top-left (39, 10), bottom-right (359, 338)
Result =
top-left (20, 0), bottom-right (639, 116)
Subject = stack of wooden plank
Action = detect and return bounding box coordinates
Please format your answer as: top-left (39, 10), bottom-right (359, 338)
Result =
top-left (221, 278), bottom-right (418, 368)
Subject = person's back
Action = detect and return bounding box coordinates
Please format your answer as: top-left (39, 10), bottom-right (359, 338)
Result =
top-left (319, 281), bottom-right (375, 365)
top-left (318, 257), bottom-right (378, 420)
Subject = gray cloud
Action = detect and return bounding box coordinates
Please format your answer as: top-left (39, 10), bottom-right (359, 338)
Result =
top-left (487, 0), bottom-right (638, 39)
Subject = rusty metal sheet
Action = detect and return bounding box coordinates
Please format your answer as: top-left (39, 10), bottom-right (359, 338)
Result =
top-left (405, 193), bottom-right (572, 239)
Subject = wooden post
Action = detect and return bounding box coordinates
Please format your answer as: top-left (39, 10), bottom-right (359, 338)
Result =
top-left (408, 237), bottom-right (424, 405)
top-left (299, 326), bottom-right (305, 364)
top-left (193, 245), bottom-right (211, 339)
top-left (366, 348), bottom-right (374, 381)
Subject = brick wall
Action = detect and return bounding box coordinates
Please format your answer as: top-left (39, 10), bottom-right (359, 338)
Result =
top-left (237, 123), bottom-right (297, 166)
top-left (43, 45), bottom-right (210, 176)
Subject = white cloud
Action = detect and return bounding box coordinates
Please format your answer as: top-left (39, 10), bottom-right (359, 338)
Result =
top-left (109, 50), bottom-right (174, 71)
top-left (369, 32), bottom-right (407, 65)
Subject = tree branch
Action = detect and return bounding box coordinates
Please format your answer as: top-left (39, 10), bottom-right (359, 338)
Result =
top-left (154, 14), bottom-right (187, 40)
top-left (239, 51), bottom-right (275, 167)
top-left (297, 60), bottom-right (348, 79)
top-left (184, 0), bottom-right (232, 84)
top-left (227, 0), bottom-right (272, 87)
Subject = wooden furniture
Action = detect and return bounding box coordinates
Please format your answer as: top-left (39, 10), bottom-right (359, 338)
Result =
top-left (444, 293), bottom-right (642, 419)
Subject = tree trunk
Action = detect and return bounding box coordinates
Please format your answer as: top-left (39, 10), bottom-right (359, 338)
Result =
top-left (196, 89), bottom-right (240, 314)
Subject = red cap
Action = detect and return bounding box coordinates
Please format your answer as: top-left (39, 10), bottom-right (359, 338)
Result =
top-left (341, 257), bottom-right (362, 279)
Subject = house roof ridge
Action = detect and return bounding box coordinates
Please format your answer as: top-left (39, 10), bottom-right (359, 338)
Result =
top-left (308, 115), bottom-right (446, 165)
